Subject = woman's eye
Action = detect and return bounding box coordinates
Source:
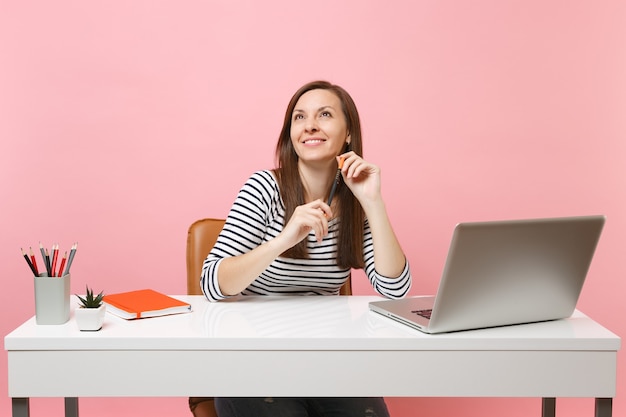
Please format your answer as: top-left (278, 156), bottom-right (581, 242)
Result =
top-left (320, 111), bottom-right (331, 117)
top-left (293, 114), bottom-right (304, 121)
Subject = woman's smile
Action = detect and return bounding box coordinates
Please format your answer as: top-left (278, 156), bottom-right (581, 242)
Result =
top-left (302, 137), bottom-right (326, 145)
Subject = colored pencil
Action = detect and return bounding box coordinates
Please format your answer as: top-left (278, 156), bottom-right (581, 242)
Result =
top-left (21, 248), bottom-right (38, 276)
top-left (57, 252), bottom-right (67, 278)
top-left (39, 242), bottom-right (51, 276)
top-left (45, 248), bottom-right (52, 276)
top-left (29, 247), bottom-right (39, 276)
top-left (64, 242), bottom-right (78, 275)
top-left (51, 244), bottom-right (59, 277)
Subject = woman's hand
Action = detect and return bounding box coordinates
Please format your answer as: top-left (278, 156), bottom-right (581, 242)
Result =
top-left (217, 199), bottom-right (332, 297)
top-left (279, 199), bottom-right (332, 246)
top-left (340, 152), bottom-right (383, 207)
top-left (340, 151), bottom-right (407, 279)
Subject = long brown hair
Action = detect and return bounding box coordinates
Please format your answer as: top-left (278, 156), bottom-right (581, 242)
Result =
top-left (273, 80), bottom-right (365, 269)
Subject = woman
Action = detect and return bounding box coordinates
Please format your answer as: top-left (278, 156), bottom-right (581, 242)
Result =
top-left (200, 80), bottom-right (411, 417)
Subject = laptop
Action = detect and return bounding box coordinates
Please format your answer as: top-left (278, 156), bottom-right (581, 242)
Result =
top-left (369, 215), bottom-right (605, 334)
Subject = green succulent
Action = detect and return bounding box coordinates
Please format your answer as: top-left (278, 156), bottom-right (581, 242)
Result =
top-left (76, 286), bottom-right (105, 308)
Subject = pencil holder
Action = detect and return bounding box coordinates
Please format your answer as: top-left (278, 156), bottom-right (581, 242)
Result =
top-left (34, 273), bottom-right (71, 325)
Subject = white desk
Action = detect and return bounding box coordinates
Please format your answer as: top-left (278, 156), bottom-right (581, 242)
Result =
top-left (5, 295), bottom-right (620, 417)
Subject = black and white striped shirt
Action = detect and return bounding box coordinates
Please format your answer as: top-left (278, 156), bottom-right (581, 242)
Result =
top-left (201, 170), bottom-right (411, 302)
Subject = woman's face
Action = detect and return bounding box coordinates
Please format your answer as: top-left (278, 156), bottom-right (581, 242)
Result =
top-left (290, 89), bottom-right (350, 167)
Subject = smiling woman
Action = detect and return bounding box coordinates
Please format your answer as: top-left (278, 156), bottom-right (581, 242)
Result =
top-left (3, 1), bottom-right (624, 416)
top-left (290, 89), bottom-right (351, 167)
top-left (201, 80), bottom-right (410, 300)
top-left (196, 80), bottom-right (412, 416)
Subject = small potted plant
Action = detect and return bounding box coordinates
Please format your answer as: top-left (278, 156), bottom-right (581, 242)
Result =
top-left (75, 286), bottom-right (106, 331)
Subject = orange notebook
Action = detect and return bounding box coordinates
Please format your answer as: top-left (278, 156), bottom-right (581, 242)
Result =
top-left (103, 289), bottom-right (192, 319)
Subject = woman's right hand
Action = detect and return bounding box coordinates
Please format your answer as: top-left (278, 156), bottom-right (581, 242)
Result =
top-left (278, 199), bottom-right (333, 248)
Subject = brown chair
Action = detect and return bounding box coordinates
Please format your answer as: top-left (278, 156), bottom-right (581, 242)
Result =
top-left (187, 218), bottom-right (226, 297)
top-left (186, 218), bottom-right (352, 417)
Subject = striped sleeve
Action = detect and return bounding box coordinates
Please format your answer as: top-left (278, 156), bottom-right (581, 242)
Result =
top-left (200, 170), bottom-right (411, 302)
top-left (362, 218), bottom-right (412, 299)
top-left (201, 171), bottom-right (277, 302)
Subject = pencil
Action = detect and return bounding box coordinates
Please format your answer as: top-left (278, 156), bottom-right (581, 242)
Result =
top-left (45, 248), bottom-right (51, 276)
top-left (39, 242), bottom-right (50, 276)
top-left (57, 251), bottom-right (67, 278)
top-left (21, 248), bottom-right (38, 276)
top-left (29, 247), bottom-right (39, 276)
top-left (64, 242), bottom-right (77, 275)
top-left (327, 157), bottom-right (345, 206)
top-left (51, 244), bottom-right (59, 277)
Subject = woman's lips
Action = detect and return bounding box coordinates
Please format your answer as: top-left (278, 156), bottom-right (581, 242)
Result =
top-left (303, 138), bottom-right (326, 145)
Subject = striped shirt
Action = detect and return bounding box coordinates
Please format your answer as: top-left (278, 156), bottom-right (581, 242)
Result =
top-left (201, 170), bottom-right (412, 302)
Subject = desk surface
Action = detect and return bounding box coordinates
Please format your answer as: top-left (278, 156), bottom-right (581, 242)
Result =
top-left (4, 295), bottom-right (621, 399)
top-left (5, 295), bottom-right (620, 351)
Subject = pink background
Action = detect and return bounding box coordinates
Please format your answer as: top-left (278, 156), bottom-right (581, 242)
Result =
top-left (1, 1), bottom-right (624, 416)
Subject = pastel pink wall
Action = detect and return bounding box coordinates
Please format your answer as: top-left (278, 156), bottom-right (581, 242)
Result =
top-left (1, 1), bottom-right (624, 416)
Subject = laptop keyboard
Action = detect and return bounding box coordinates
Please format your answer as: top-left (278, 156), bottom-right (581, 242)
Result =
top-left (411, 309), bottom-right (432, 319)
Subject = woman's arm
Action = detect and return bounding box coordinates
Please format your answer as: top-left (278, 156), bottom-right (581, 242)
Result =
top-left (201, 171), bottom-right (276, 301)
top-left (362, 218), bottom-right (412, 298)
top-left (201, 171), bottom-right (333, 301)
top-left (340, 152), bottom-right (408, 278)
top-left (217, 199), bottom-right (333, 296)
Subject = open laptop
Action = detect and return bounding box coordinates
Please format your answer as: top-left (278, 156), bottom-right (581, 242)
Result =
top-left (369, 215), bottom-right (605, 334)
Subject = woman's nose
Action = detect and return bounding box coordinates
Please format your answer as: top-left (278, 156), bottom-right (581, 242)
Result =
top-left (305, 119), bottom-right (319, 132)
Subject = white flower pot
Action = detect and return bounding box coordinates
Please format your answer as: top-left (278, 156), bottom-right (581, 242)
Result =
top-left (75, 304), bottom-right (106, 331)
